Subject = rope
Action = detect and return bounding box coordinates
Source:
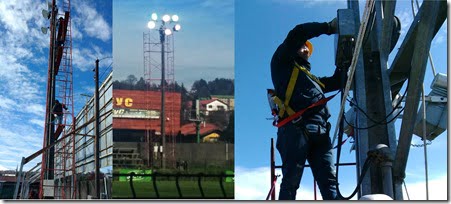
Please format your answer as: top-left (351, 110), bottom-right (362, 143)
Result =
top-left (421, 85), bottom-right (429, 200)
top-left (403, 180), bottom-right (410, 200)
top-left (411, 2), bottom-right (430, 199)
top-left (411, 0), bottom-right (436, 76)
top-left (332, 0), bottom-right (375, 145)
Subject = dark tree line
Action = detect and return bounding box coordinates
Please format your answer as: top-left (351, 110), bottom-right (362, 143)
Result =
top-left (113, 75), bottom-right (234, 100)
top-left (190, 78), bottom-right (234, 99)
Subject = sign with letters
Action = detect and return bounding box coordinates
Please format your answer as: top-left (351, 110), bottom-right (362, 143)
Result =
top-left (113, 108), bottom-right (160, 119)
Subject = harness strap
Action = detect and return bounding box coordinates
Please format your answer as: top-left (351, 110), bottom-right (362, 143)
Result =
top-left (276, 63), bottom-right (327, 118)
top-left (294, 62), bottom-right (325, 89)
top-left (274, 91), bottom-right (339, 128)
top-left (278, 67), bottom-right (299, 117)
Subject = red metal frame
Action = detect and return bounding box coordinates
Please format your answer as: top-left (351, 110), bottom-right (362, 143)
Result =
top-left (39, 0), bottom-right (75, 199)
top-left (143, 30), bottom-right (177, 169)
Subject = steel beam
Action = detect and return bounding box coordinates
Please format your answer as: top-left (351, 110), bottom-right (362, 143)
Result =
top-left (348, 0), bottom-right (370, 198)
top-left (392, 0), bottom-right (441, 200)
top-left (388, 0), bottom-right (447, 99)
top-left (374, 0), bottom-right (399, 199)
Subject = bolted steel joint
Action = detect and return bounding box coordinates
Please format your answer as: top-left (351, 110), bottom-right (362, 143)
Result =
top-left (367, 144), bottom-right (394, 164)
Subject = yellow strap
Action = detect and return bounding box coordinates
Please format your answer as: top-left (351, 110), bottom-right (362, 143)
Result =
top-left (284, 67), bottom-right (299, 109)
top-left (274, 96), bottom-right (295, 117)
top-left (277, 67), bottom-right (299, 117)
top-left (294, 62), bottom-right (325, 89)
top-left (275, 63), bottom-right (324, 118)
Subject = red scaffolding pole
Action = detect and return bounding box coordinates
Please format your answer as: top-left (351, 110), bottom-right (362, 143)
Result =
top-left (39, 0), bottom-right (75, 199)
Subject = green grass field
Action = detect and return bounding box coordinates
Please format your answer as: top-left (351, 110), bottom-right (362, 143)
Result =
top-left (112, 180), bottom-right (234, 199)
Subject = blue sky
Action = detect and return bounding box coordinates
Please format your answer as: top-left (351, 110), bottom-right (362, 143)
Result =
top-left (235, 0), bottom-right (447, 200)
top-left (0, 0), bottom-right (112, 171)
top-left (113, 0), bottom-right (234, 88)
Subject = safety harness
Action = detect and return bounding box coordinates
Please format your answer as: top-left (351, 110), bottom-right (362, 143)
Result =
top-left (268, 62), bottom-right (338, 128)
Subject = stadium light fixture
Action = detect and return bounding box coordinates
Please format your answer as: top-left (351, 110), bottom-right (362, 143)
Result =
top-left (173, 24), bottom-right (181, 31)
top-left (147, 21), bottom-right (156, 29)
top-left (171, 15), bottom-right (179, 22)
top-left (151, 13), bottom-right (158, 21)
top-left (162, 14), bottom-right (171, 22)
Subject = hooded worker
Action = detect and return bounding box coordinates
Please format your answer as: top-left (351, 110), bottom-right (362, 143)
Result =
top-left (52, 99), bottom-right (68, 125)
top-left (270, 18), bottom-right (346, 200)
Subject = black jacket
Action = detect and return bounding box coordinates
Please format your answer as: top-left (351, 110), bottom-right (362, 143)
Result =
top-left (52, 103), bottom-right (67, 116)
top-left (271, 22), bottom-right (343, 127)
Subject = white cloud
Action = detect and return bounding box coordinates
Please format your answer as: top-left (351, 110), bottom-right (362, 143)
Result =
top-left (0, 164), bottom-right (8, 170)
top-left (73, 1), bottom-right (111, 41)
top-left (235, 166), bottom-right (317, 200)
top-left (403, 175), bottom-right (447, 200)
top-left (0, 0), bottom-right (55, 171)
top-left (0, 123), bottom-right (42, 170)
top-left (70, 17), bottom-right (84, 40)
top-left (72, 45), bottom-right (111, 72)
top-left (29, 118), bottom-right (44, 128)
top-left (0, 0), bottom-right (110, 172)
top-left (237, 166), bottom-right (447, 200)
top-left (25, 104), bottom-right (46, 116)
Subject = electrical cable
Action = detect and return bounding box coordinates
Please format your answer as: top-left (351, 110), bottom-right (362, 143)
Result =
top-left (335, 92), bottom-right (375, 199)
top-left (344, 106), bottom-right (404, 130)
top-left (99, 61), bottom-right (113, 82)
top-left (346, 78), bottom-right (410, 127)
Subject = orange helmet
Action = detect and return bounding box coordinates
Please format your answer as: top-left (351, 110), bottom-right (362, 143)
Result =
top-left (305, 40), bottom-right (314, 57)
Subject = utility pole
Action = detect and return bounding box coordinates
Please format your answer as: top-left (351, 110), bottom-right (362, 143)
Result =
top-left (94, 59), bottom-right (101, 199)
top-left (159, 28), bottom-right (166, 169)
top-left (189, 99), bottom-right (202, 143)
top-left (42, 0), bottom-right (58, 198)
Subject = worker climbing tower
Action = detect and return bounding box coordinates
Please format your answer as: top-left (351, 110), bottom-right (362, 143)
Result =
top-left (38, 0), bottom-right (75, 199)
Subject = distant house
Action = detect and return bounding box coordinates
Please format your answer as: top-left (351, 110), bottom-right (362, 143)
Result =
top-left (211, 95), bottom-right (234, 110)
top-left (200, 99), bottom-right (228, 115)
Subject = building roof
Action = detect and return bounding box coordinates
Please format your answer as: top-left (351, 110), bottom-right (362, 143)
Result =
top-left (180, 122), bottom-right (221, 136)
top-left (0, 176), bottom-right (16, 182)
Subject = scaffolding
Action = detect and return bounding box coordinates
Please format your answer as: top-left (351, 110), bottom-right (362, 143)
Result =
top-left (13, 0), bottom-right (113, 196)
top-left (37, 0), bottom-right (76, 199)
top-left (143, 30), bottom-right (177, 169)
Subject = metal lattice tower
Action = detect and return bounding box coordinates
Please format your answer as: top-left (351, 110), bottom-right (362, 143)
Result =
top-left (39, 0), bottom-right (75, 199)
top-left (143, 30), bottom-right (176, 169)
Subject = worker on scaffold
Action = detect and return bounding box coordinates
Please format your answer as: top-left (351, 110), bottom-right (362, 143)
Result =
top-left (270, 18), bottom-right (346, 200)
top-left (52, 99), bottom-right (68, 126)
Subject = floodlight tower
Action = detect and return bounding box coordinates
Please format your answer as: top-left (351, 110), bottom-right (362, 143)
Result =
top-left (144, 13), bottom-right (181, 169)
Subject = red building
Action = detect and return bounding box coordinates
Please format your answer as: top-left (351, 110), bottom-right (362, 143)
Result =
top-left (113, 89), bottom-right (181, 141)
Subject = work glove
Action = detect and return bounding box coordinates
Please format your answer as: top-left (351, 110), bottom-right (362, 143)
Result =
top-left (328, 18), bottom-right (338, 34)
